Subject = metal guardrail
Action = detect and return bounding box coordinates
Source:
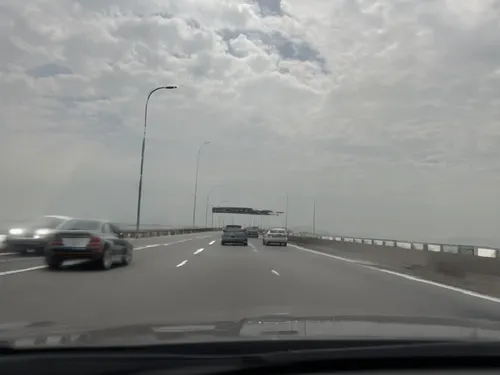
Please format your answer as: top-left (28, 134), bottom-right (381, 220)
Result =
top-left (0, 227), bottom-right (222, 250)
top-left (290, 234), bottom-right (499, 259)
top-left (119, 227), bottom-right (221, 238)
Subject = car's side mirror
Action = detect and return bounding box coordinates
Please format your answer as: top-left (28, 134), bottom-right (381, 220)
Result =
top-left (118, 232), bottom-right (124, 239)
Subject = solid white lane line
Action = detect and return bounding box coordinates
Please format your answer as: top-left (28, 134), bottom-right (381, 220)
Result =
top-left (289, 244), bottom-right (500, 304)
top-left (271, 270), bottom-right (280, 276)
top-left (194, 248), bottom-right (204, 255)
top-left (0, 252), bottom-right (17, 256)
top-left (0, 258), bottom-right (43, 264)
top-left (176, 260), bottom-right (188, 268)
top-left (0, 266), bottom-right (47, 276)
top-left (289, 244), bottom-right (366, 265)
top-left (209, 240), bottom-right (215, 245)
top-left (366, 266), bottom-right (500, 304)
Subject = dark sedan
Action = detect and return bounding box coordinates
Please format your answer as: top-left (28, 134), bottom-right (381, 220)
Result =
top-left (44, 218), bottom-right (133, 270)
top-left (245, 227), bottom-right (259, 238)
top-left (4, 215), bottom-right (73, 255)
top-left (221, 227), bottom-right (248, 246)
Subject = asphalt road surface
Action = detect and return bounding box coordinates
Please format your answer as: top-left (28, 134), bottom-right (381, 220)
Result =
top-left (2, 232), bottom-right (500, 327)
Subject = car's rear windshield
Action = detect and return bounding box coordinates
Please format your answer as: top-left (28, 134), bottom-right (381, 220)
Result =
top-left (270, 229), bottom-right (286, 234)
top-left (60, 220), bottom-right (102, 231)
top-left (224, 227), bottom-right (243, 232)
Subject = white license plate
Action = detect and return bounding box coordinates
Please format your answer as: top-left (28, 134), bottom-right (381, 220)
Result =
top-left (62, 238), bottom-right (89, 248)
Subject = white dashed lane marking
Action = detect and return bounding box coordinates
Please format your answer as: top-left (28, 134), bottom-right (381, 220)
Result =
top-left (194, 248), bottom-right (204, 255)
top-left (176, 260), bottom-right (188, 268)
top-left (0, 237), bottom-right (199, 276)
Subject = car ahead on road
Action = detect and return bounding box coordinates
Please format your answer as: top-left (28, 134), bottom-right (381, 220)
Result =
top-left (44, 218), bottom-right (133, 270)
top-left (221, 226), bottom-right (248, 246)
top-left (4, 215), bottom-right (73, 255)
top-left (245, 227), bottom-right (259, 238)
top-left (263, 228), bottom-right (288, 246)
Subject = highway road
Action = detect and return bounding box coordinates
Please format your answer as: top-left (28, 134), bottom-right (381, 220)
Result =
top-left (2, 232), bottom-right (500, 327)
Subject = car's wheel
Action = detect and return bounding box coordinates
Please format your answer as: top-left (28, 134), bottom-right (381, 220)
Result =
top-left (45, 256), bottom-right (62, 270)
top-left (221, 241), bottom-right (225, 246)
top-left (244, 242), bottom-right (248, 246)
top-left (263, 241), bottom-right (267, 246)
top-left (99, 246), bottom-right (113, 270)
top-left (284, 242), bottom-right (287, 247)
top-left (120, 248), bottom-right (133, 266)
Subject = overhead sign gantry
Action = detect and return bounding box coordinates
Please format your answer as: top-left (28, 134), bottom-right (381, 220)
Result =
top-left (212, 207), bottom-right (283, 216)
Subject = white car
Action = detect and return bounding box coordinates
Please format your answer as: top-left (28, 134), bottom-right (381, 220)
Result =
top-left (263, 228), bottom-right (288, 247)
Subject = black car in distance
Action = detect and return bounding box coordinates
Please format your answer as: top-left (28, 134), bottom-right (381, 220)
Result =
top-left (44, 218), bottom-right (133, 270)
top-left (4, 215), bottom-right (73, 255)
top-left (245, 226), bottom-right (259, 238)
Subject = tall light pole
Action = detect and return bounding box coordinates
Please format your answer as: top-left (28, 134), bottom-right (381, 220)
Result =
top-left (135, 85), bottom-right (177, 238)
top-left (312, 199), bottom-right (316, 234)
top-left (285, 192), bottom-right (289, 231)
top-left (215, 199), bottom-right (229, 228)
top-left (205, 184), bottom-right (223, 227)
top-left (192, 141), bottom-right (210, 227)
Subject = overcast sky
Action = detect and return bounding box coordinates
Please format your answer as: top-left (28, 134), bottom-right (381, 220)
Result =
top-left (1, 0), bottom-right (500, 243)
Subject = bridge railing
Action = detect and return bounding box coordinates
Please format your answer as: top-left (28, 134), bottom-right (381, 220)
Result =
top-left (0, 226), bottom-right (222, 250)
top-left (288, 234), bottom-right (499, 258)
top-left (287, 234), bottom-right (500, 284)
top-left (119, 227), bottom-right (221, 238)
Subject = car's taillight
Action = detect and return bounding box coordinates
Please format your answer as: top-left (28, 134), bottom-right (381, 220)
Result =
top-left (88, 236), bottom-right (102, 250)
top-left (51, 239), bottom-right (63, 246)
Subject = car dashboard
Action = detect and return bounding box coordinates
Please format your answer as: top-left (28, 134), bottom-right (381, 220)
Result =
top-left (2, 339), bottom-right (500, 375)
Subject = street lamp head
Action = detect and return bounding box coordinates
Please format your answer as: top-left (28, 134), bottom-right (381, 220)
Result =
top-left (164, 85), bottom-right (178, 89)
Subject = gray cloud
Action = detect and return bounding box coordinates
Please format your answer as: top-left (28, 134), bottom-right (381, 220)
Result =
top-left (1, 0), bottom-right (500, 244)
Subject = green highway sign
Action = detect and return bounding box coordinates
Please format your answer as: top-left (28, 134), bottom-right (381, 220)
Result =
top-left (212, 207), bottom-right (282, 215)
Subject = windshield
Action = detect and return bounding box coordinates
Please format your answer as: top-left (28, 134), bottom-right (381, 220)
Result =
top-left (60, 220), bottom-right (102, 231)
top-left (2, 0), bottom-right (500, 348)
top-left (223, 227), bottom-right (244, 232)
top-left (270, 229), bottom-right (286, 234)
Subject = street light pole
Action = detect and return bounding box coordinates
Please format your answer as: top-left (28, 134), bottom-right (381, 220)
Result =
top-left (215, 199), bottom-right (229, 228)
top-left (205, 185), bottom-right (222, 228)
top-left (285, 192), bottom-right (289, 231)
top-left (135, 85), bottom-right (177, 238)
top-left (312, 199), bottom-right (316, 234)
top-left (192, 141), bottom-right (210, 228)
